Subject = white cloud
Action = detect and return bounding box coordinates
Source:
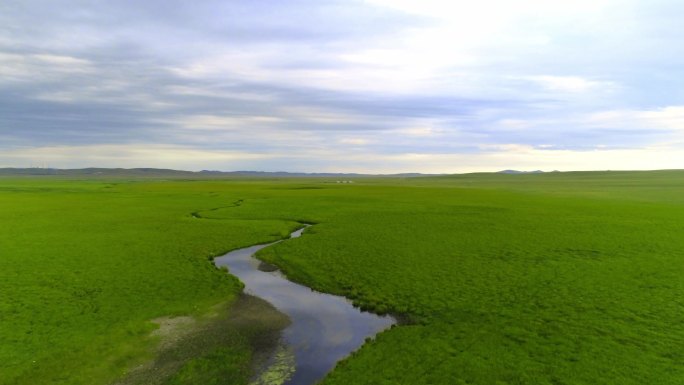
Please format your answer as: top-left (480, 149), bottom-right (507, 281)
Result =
top-left (0, 53), bottom-right (94, 82)
top-left (366, 0), bottom-right (613, 20)
top-left (523, 75), bottom-right (612, 93)
top-left (394, 126), bottom-right (438, 137)
top-left (587, 106), bottom-right (684, 131)
top-left (171, 114), bottom-right (284, 130)
top-left (32, 54), bottom-right (91, 66)
top-left (364, 145), bottom-right (684, 174)
top-left (164, 85), bottom-right (274, 102)
top-left (339, 138), bottom-right (370, 146)
top-left (3, 140), bottom-right (684, 174)
top-left (0, 144), bottom-right (274, 170)
top-left (275, 106), bottom-right (366, 125)
top-left (3, 1), bottom-right (684, 173)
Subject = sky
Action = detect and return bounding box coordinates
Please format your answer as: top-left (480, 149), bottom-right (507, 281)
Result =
top-left (2, 0), bottom-right (684, 173)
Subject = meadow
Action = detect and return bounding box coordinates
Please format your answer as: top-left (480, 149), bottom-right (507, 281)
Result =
top-left (1, 171), bottom-right (683, 384)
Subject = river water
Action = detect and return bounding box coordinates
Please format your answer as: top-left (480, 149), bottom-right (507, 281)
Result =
top-left (213, 225), bottom-right (395, 385)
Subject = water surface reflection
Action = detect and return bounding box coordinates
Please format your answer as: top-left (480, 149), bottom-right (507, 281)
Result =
top-left (214, 226), bottom-right (395, 385)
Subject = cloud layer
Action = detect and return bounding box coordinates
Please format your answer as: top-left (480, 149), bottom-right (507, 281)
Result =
top-left (2, 1), bottom-right (684, 172)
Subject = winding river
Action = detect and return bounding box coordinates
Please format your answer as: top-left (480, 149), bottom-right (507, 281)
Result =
top-left (213, 225), bottom-right (395, 385)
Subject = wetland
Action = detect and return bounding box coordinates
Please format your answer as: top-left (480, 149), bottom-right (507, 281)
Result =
top-left (2, 171), bottom-right (684, 385)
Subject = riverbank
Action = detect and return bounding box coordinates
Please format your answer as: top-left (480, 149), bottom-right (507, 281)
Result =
top-left (115, 294), bottom-right (290, 385)
top-left (214, 225), bottom-right (395, 385)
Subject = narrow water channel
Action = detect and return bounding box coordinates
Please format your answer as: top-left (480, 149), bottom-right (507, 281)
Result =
top-left (213, 225), bottom-right (395, 385)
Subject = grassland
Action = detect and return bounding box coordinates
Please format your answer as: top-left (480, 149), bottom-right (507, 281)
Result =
top-left (2, 171), bottom-right (683, 384)
top-left (0, 179), bottom-right (299, 385)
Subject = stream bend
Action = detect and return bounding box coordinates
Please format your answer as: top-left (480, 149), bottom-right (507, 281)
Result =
top-left (213, 224), bottom-right (396, 385)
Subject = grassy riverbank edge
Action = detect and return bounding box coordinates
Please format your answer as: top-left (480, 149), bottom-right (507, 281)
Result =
top-left (114, 294), bottom-right (291, 385)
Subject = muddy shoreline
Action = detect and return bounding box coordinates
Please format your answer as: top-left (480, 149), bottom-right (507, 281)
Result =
top-left (114, 294), bottom-right (290, 385)
top-left (118, 223), bottom-right (395, 385)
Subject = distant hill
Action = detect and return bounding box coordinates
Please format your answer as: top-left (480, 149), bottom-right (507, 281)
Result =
top-left (497, 169), bottom-right (546, 174)
top-left (0, 167), bottom-right (439, 178)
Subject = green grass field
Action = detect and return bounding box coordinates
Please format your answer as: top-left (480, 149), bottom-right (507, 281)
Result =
top-left (2, 171), bottom-right (683, 384)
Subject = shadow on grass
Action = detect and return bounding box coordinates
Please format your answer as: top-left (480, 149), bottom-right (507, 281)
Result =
top-left (115, 294), bottom-right (290, 385)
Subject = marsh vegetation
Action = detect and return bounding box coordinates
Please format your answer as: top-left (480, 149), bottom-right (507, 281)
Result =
top-left (214, 225), bottom-right (394, 385)
top-left (1, 171), bottom-right (683, 384)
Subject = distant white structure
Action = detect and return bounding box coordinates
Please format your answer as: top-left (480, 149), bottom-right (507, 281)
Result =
top-left (335, 180), bottom-right (355, 184)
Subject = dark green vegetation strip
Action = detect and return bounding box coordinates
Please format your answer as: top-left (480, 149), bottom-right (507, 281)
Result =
top-left (2, 171), bottom-right (684, 384)
top-left (118, 294), bottom-right (289, 385)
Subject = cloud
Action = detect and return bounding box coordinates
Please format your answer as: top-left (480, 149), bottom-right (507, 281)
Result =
top-left (0, 52), bottom-right (95, 83)
top-left (1, 1), bottom-right (684, 172)
top-left (0, 144), bottom-right (275, 169)
top-left (339, 138), bottom-right (370, 146)
top-left (5, 142), bottom-right (684, 174)
top-left (586, 106), bottom-right (684, 134)
top-left (522, 76), bottom-right (613, 93)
